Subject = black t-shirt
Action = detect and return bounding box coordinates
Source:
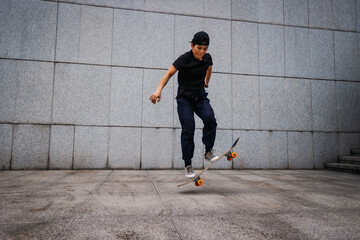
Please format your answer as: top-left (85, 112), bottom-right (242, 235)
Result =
top-left (173, 50), bottom-right (213, 100)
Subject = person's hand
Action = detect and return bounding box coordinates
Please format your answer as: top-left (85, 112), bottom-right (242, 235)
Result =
top-left (149, 90), bottom-right (161, 104)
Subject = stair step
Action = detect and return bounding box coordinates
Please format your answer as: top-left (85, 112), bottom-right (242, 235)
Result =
top-left (352, 149), bottom-right (360, 156)
top-left (325, 163), bottom-right (360, 174)
top-left (338, 156), bottom-right (360, 165)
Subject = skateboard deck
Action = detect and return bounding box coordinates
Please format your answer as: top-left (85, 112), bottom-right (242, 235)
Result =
top-left (177, 137), bottom-right (240, 187)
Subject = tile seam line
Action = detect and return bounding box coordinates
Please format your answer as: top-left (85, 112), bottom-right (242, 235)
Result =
top-left (54, 0), bottom-right (359, 33)
top-left (1, 123), bottom-right (360, 134)
top-left (50, 0), bottom-right (60, 126)
top-left (48, 1), bottom-right (60, 170)
top-left (146, 171), bottom-right (183, 240)
top-left (1, 57), bottom-right (359, 83)
top-left (9, 124), bottom-right (14, 170)
top-left (56, 170), bottom-right (113, 240)
top-left (107, 8), bottom-right (114, 168)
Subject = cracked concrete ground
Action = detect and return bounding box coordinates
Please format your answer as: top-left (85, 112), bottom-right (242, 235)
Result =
top-left (0, 170), bottom-right (359, 240)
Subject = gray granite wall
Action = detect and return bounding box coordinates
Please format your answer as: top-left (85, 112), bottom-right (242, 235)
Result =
top-left (0, 0), bottom-right (359, 170)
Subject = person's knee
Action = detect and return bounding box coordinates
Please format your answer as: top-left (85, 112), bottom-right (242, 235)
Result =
top-left (203, 114), bottom-right (217, 126)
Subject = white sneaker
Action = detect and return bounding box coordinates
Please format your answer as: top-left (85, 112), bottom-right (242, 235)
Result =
top-left (205, 149), bottom-right (219, 162)
top-left (185, 165), bottom-right (195, 178)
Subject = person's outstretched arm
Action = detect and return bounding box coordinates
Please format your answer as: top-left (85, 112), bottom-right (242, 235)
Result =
top-left (149, 65), bottom-right (177, 104)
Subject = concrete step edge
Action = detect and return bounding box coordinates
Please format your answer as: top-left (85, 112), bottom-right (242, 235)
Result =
top-left (338, 156), bottom-right (360, 164)
top-left (325, 163), bottom-right (360, 171)
top-left (351, 149), bottom-right (360, 156)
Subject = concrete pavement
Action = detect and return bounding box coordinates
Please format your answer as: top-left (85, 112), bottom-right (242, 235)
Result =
top-left (0, 170), bottom-right (360, 240)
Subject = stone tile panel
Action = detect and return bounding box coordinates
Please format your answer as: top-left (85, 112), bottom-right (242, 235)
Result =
top-left (0, 124), bottom-right (13, 170)
top-left (288, 132), bottom-right (314, 169)
top-left (49, 125), bottom-right (74, 170)
top-left (232, 75), bottom-right (260, 130)
top-left (334, 32), bottom-right (360, 81)
top-left (0, 0), bottom-right (57, 61)
top-left (336, 82), bottom-right (360, 131)
top-left (108, 127), bottom-right (141, 169)
top-left (12, 124), bottom-right (50, 170)
top-left (73, 126), bottom-right (109, 169)
top-left (110, 67), bottom-right (143, 127)
top-left (56, 4), bottom-right (113, 65)
top-left (0, 60), bottom-right (54, 124)
top-left (285, 27), bottom-right (310, 78)
top-left (259, 24), bottom-right (285, 76)
top-left (52, 64), bottom-right (111, 125)
top-left (232, 22), bottom-right (259, 75)
top-left (310, 29), bottom-right (335, 79)
top-left (141, 128), bottom-right (174, 169)
top-left (311, 80), bottom-right (337, 132)
top-left (284, 0), bottom-right (309, 27)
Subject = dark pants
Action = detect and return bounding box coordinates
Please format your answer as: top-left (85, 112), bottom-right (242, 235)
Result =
top-left (177, 94), bottom-right (217, 167)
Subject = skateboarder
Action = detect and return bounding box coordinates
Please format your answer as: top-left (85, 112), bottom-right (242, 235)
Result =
top-left (149, 31), bottom-right (218, 178)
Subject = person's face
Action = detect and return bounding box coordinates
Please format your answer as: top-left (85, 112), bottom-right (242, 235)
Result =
top-left (191, 43), bottom-right (208, 60)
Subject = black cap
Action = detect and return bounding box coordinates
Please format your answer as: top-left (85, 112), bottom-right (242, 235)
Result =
top-left (191, 31), bottom-right (210, 46)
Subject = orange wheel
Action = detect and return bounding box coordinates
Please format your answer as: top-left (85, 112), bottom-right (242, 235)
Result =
top-left (227, 157), bottom-right (232, 161)
top-left (198, 179), bottom-right (203, 186)
top-left (232, 152), bottom-right (237, 158)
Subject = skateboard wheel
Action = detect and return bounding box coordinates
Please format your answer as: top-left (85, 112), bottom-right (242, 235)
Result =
top-left (232, 152), bottom-right (237, 158)
top-left (227, 157), bottom-right (232, 161)
top-left (195, 179), bottom-right (203, 186)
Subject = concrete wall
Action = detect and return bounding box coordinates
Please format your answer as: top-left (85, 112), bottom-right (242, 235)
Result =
top-left (0, 0), bottom-right (360, 170)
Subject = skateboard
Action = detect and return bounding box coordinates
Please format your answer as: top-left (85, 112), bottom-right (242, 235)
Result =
top-left (177, 137), bottom-right (240, 187)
